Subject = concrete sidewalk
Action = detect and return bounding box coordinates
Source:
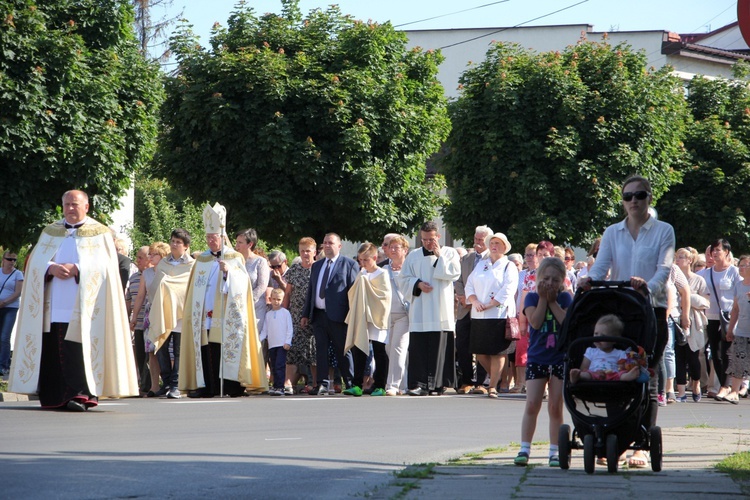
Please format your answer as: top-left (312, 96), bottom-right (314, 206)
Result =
top-left (369, 428), bottom-right (749, 499)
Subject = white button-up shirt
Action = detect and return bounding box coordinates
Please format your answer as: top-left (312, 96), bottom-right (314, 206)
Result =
top-left (588, 216), bottom-right (675, 308)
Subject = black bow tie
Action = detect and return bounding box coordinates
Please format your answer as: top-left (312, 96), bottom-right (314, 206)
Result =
top-left (211, 251), bottom-right (221, 258)
top-left (64, 221), bottom-right (84, 229)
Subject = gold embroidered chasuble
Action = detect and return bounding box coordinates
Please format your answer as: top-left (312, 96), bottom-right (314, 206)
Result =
top-left (9, 220), bottom-right (138, 398)
top-left (178, 249), bottom-right (267, 391)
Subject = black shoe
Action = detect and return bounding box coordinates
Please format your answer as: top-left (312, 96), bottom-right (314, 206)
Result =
top-left (153, 387), bottom-right (169, 397)
top-left (187, 390), bottom-right (208, 398)
top-left (66, 400), bottom-right (87, 412)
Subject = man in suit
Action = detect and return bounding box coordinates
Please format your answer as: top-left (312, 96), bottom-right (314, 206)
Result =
top-left (454, 225), bottom-right (492, 394)
top-left (301, 232), bottom-right (360, 395)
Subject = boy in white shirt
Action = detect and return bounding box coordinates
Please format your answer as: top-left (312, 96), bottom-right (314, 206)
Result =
top-left (261, 288), bottom-right (293, 395)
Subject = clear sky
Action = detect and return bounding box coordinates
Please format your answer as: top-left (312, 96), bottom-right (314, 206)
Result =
top-left (159, 0), bottom-right (740, 47)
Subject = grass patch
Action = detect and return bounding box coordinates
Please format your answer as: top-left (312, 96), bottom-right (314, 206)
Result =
top-left (394, 463), bottom-right (435, 480)
top-left (716, 451), bottom-right (750, 481)
top-left (685, 423), bottom-right (714, 429)
top-left (0, 380), bottom-right (7, 393)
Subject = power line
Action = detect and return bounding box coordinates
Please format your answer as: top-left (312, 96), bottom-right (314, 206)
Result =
top-left (688, 1), bottom-right (736, 34)
top-left (394, 0), bottom-right (510, 28)
top-left (437, 0), bottom-right (590, 50)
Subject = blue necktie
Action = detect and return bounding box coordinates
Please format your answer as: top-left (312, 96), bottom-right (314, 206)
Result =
top-left (319, 260), bottom-right (331, 299)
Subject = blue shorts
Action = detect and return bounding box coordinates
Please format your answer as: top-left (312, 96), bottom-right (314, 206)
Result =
top-left (526, 361), bottom-right (564, 381)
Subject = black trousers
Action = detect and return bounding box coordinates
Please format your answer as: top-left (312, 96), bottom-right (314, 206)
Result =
top-left (705, 319), bottom-right (731, 388)
top-left (455, 315), bottom-right (486, 386)
top-left (352, 340), bottom-right (388, 389)
top-left (311, 309), bottom-right (352, 386)
top-left (133, 329), bottom-right (150, 392)
top-left (674, 342), bottom-right (701, 385)
top-left (408, 330), bottom-right (456, 391)
top-left (200, 342), bottom-right (244, 396)
top-left (39, 323), bottom-right (94, 408)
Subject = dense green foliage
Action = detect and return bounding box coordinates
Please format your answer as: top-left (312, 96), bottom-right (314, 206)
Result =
top-left (441, 38), bottom-right (689, 247)
top-left (129, 176), bottom-right (208, 253)
top-left (0, 0), bottom-right (163, 250)
top-left (158, 0), bottom-right (450, 246)
top-left (659, 74), bottom-right (750, 253)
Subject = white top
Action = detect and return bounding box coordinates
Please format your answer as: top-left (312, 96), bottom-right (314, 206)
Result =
top-left (465, 256), bottom-right (518, 320)
top-left (314, 254), bottom-right (340, 310)
top-left (588, 216), bottom-right (675, 308)
top-left (48, 225), bottom-right (82, 323)
top-left (584, 346), bottom-right (628, 373)
top-left (260, 307), bottom-right (293, 348)
top-left (699, 266), bottom-right (741, 319)
top-left (397, 246), bottom-right (461, 332)
top-left (0, 268), bottom-right (23, 308)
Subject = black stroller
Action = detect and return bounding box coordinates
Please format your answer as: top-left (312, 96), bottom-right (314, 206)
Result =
top-left (556, 281), bottom-right (662, 473)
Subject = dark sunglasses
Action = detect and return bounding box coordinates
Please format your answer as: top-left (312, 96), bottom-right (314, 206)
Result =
top-left (564, 257), bottom-right (575, 261)
top-left (270, 264), bottom-right (282, 269)
top-left (622, 191), bottom-right (650, 202)
top-left (4, 257), bottom-right (17, 262)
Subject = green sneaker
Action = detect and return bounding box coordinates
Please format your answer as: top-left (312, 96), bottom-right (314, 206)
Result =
top-left (343, 386), bottom-right (363, 396)
top-left (371, 388), bottom-right (386, 396)
top-left (549, 455), bottom-right (560, 467)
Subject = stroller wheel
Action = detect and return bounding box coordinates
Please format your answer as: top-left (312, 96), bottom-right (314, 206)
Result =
top-left (650, 426), bottom-right (663, 472)
top-left (583, 434), bottom-right (595, 474)
top-left (558, 424), bottom-right (571, 470)
top-left (606, 434), bottom-right (619, 473)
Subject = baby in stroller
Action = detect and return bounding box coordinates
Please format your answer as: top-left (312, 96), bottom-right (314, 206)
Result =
top-left (570, 314), bottom-right (647, 383)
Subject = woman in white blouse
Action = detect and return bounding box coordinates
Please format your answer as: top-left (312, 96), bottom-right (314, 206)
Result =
top-left (466, 232), bottom-right (519, 397)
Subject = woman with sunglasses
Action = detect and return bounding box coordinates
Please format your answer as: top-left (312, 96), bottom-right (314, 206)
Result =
top-left (579, 175), bottom-right (675, 469)
top-left (0, 251), bottom-right (23, 376)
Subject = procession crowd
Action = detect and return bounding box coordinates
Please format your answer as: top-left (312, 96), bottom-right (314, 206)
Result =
top-left (1, 179), bottom-right (749, 467)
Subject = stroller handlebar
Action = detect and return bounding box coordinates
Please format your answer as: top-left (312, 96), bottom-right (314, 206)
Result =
top-left (586, 280), bottom-right (632, 288)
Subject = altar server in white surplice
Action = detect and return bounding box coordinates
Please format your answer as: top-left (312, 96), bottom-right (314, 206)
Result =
top-left (397, 221), bottom-right (460, 395)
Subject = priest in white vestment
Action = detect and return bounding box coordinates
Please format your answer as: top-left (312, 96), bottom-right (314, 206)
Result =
top-left (9, 190), bottom-right (138, 411)
top-left (397, 221), bottom-right (460, 395)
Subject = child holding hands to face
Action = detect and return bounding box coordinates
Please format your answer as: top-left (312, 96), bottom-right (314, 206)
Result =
top-left (515, 257), bottom-right (573, 468)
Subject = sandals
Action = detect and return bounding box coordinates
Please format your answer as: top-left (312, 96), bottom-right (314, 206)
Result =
top-left (488, 388), bottom-right (498, 398)
top-left (725, 393), bottom-right (740, 405)
top-left (627, 453), bottom-right (649, 469)
top-left (514, 451), bottom-right (529, 466)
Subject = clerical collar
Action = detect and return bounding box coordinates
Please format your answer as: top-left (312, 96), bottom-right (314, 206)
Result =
top-left (64, 220), bottom-right (85, 229)
top-left (422, 247), bottom-right (434, 257)
top-left (211, 250), bottom-right (221, 258)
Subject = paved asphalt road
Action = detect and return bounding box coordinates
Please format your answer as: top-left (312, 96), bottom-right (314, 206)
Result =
top-left (2, 392), bottom-right (747, 499)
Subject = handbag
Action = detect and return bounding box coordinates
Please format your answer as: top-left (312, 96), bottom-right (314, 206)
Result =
top-left (505, 315), bottom-right (520, 340)
top-left (672, 317), bottom-right (688, 346)
top-left (501, 261), bottom-right (520, 340)
top-left (708, 269), bottom-right (731, 341)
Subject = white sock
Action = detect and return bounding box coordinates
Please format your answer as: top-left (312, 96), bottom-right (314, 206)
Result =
top-left (520, 442), bottom-right (531, 455)
top-left (549, 445), bottom-right (559, 458)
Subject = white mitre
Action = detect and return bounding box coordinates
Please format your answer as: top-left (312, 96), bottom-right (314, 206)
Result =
top-left (202, 202), bottom-right (226, 235)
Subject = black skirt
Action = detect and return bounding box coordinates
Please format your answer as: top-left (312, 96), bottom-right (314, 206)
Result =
top-left (470, 318), bottom-right (510, 355)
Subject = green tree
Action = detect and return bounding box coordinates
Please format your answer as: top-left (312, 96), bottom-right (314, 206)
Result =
top-left (0, 0), bottom-right (163, 250)
top-left (441, 38), bottom-right (689, 247)
top-left (658, 73), bottom-right (750, 253)
top-left (128, 176), bottom-right (208, 254)
top-left (157, 0), bottom-right (450, 246)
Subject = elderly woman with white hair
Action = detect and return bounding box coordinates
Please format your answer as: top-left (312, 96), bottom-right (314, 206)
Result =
top-left (465, 232), bottom-right (519, 398)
